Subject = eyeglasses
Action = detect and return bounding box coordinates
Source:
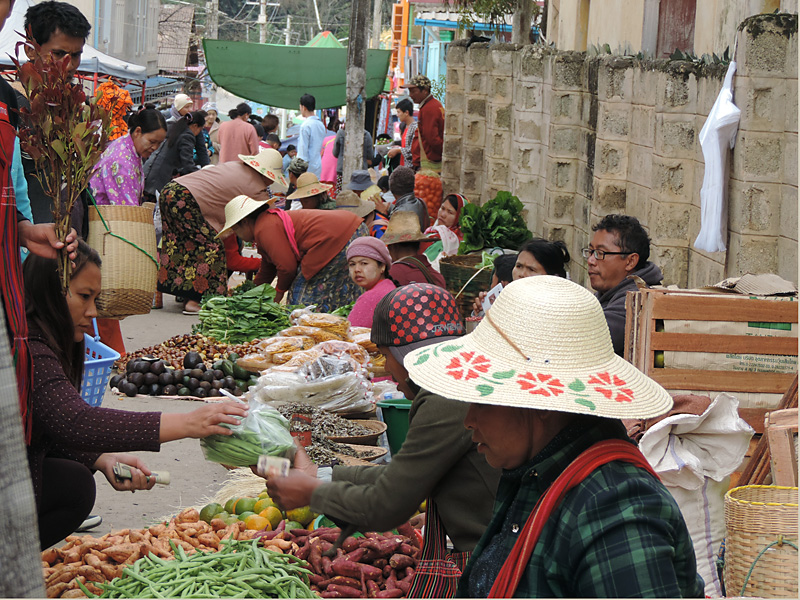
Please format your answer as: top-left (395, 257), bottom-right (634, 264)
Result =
top-left (581, 248), bottom-right (632, 260)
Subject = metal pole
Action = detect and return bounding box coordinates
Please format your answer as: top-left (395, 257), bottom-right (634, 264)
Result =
top-left (311, 0), bottom-right (323, 31)
top-left (285, 14), bottom-right (291, 44)
top-left (259, 0), bottom-right (267, 43)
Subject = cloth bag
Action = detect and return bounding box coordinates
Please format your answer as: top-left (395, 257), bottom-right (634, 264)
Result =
top-left (638, 393), bottom-right (754, 597)
top-left (694, 61), bottom-right (741, 253)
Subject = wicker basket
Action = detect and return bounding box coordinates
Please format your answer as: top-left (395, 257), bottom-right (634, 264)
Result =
top-left (439, 254), bottom-right (493, 322)
top-left (724, 485), bottom-right (798, 598)
top-left (327, 419), bottom-right (387, 445)
top-left (87, 203), bottom-right (158, 319)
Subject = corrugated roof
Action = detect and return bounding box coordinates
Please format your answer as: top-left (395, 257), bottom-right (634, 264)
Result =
top-left (158, 4), bottom-right (195, 72)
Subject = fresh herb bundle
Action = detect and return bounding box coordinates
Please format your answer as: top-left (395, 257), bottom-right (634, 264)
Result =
top-left (459, 191), bottom-right (533, 254)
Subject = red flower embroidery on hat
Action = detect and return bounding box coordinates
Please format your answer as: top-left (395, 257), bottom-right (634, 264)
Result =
top-left (446, 352), bottom-right (491, 381)
top-left (588, 372), bottom-right (634, 403)
top-left (517, 373), bottom-right (565, 397)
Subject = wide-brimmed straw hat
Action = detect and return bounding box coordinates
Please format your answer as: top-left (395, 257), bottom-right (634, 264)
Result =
top-left (405, 276), bottom-right (673, 419)
top-left (286, 172), bottom-right (332, 200)
top-left (381, 211), bottom-right (432, 246)
top-left (336, 189), bottom-right (376, 219)
top-left (239, 148), bottom-right (288, 188)
top-left (217, 194), bottom-right (275, 238)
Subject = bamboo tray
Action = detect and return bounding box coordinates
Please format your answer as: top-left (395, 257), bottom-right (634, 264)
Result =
top-left (327, 420), bottom-right (387, 445)
top-left (335, 443), bottom-right (387, 465)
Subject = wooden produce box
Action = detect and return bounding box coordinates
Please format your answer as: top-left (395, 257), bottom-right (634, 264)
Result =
top-left (624, 288), bottom-right (798, 487)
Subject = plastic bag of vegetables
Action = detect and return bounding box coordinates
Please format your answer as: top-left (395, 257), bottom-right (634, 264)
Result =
top-left (200, 402), bottom-right (296, 466)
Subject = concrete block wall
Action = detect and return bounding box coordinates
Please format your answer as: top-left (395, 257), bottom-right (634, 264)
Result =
top-left (441, 13), bottom-right (798, 287)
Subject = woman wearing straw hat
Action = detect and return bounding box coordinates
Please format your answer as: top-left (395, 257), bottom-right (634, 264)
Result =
top-left (404, 276), bottom-right (704, 598)
top-left (345, 237), bottom-right (396, 328)
top-left (335, 189), bottom-right (390, 238)
top-left (285, 172), bottom-right (337, 210)
top-left (218, 195), bottom-right (366, 311)
top-left (265, 284), bottom-right (501, 599)
top-left (156, 148), bottom-right (286, 314)
top-left (383, 211), bottom-right (446, 288)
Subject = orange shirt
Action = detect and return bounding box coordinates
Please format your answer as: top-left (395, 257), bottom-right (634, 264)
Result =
top-left (254, 209), bottom-right (362, 292)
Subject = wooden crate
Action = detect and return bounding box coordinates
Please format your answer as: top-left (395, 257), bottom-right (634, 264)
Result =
top-left (624, 288), bottom-right (798, 487)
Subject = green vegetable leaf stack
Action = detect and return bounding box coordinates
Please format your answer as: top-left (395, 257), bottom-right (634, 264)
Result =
top-left (193, 283), bottom-right (293, 344)
top-left (458, 191), bottom-right (533, 254)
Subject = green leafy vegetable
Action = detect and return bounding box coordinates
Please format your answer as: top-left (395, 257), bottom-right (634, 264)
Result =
top-left (331, 301), bottom-right (355, 317)
top-left (193, 283), bottom-right (292, 344)
top-left (459, 191), bottom-right (533, 253)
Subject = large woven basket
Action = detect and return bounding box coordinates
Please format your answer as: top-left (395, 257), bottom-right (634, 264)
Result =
top-left (439, 254), bottom-right (493, 322)
top-left (724, 485), bottom-right (798, 598)
top-left (87, 203), bottom-right (158, 319)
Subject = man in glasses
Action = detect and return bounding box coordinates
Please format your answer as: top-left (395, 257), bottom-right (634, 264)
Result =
top-left (582, 214), bottom-right (662, 356)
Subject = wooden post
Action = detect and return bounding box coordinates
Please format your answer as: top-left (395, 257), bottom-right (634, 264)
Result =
top-left (344, 0), bottom-right (371, 183)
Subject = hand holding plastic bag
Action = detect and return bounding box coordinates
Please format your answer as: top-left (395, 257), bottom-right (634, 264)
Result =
top-left (200, 402), bottom-right (296, 466)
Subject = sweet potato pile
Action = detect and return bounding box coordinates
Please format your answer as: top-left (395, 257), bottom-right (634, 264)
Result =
top-left (259, 521), bottom-right (421, 598)
top-left (41, 508), bottom-right (258, 598)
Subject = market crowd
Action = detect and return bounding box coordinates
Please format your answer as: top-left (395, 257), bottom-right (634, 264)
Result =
top-left (0, 1), bottom-right (707, 599)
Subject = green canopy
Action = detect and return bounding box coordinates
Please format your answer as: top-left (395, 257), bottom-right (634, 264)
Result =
top-left (305, 31), bottom-right (344, 48)
top-left (203, 39), bottom-right (392, 109)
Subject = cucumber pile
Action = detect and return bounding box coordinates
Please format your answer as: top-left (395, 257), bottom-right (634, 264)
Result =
top-left (109, 350), bottom-right (260, 399)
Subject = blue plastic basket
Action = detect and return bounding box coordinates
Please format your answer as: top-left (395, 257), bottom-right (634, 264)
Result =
top-left (81, 320), bottom-right (120, 407)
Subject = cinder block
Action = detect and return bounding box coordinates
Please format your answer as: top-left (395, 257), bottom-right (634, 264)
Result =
top-left (784, 133), bottom-right (797, 185)
top-left (445, 91), bottom-right (465, 113)
top-left (465, 119), bottom-right (486, 146)
top-left (490, 105), bottom-right (513, 131)
top-left (515, 144), bottom-right (546, 176)
top-left (573, 195), bottom-right (592, 228)
top-left (547, 159), bottom-right (578, 192)
top-left (598, 104), bottom-right (631, 140)
top-left (777, 236), bottom-right (798, 284)
top-left (467, 98), bottom-right (487, 119)
top-left (740, 21), bottom-right (789, 76)
top-left (786, 77), bottom-right (798, 133)
top-left (461, 170), bottom-right (483, 198)
top-left (739, 131), bottom-right (784, 181)
top-left (514, 115), bottom-right (545, 143)
top-left (632, 68), bottom-right (658, 106)
top-left (487, 159), bottom-right (511, 188)
top-left (780, 184), bottom-right (798, 240)
top-left (517, 46), bottom-right (547, 80)
top-left (465, 147), bottom-right (485, 170)
top-left (655, 114), bottom-right (696, 158)
top-left (444, 114), bottom-right (463, 137)
top-left (492, 76), bottom-right (512, 102)
top-left (551, 92), bottom-right (584, 124)
top-left (651, 156), bottom-right (694, 203)
top-left (466, 44), bottom-right (490, 71)
top-left (514, 81), bottom-right (543, 111)
top-left (726, 232), bottom-right (778, 276)
top-left (650, 202), bottom-right (691, 244)
top-left (592, 180), bottom-right (627, 213)
top-left (541, 81), bottom-right (553, 117)
top-left (446, 68), bottom-right (464, 93)
top-left (582, 94), bottom-right (599, 131)
top-left (489, 130), bottom-right (512, 160)
top-left (595, 141), bottom-right (629, 179)
top-left (545, 190), bottom-right (576, 223)
top-left (549, 125), bottom-right (582, 157)
top-left (630, 106), bottom-right (655, 148)
top-left (656, 68), bottom-right (697, 113)
top-left (542, 223), bottom-right (575, 255)
top-left (466, 72), bottom-right (487, 95)
top-left (440, 159), bottom-right (461, 182)
top-left (443, 138), bottom-right (463, 160)
top-left (598, 59), bottom-right (633, 102)
top-left (491, 47), bottom-right (515, 76)
top-left (687, 253), bottom-right (726, 289)
top-left (696, 73), bottom-right (724, 117)
top-left (578, 162), bottom-right (594, 198)
top-left (514, 174), bottom-right (545, 206)
top-left (447, 45), bottom-right (466, 69)
top-left (553, 53), bottom-right (586, 91)
top-left (652, 246), bottom-right (689, 288)
top-left (737, 78), bottom-right (787, 133)
top-left (627, 145), bottom-right (653, 188)
top-left (441, 176), bottom-right (460, 198)
top-left (728, 180), bottom-right (781, 235)
top-left (624, 183), bottom-right (652, 227)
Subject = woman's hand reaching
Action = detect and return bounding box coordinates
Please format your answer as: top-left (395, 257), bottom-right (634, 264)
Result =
top-left (95, 453), bottom-right (156, 492)
top-left (159, 401), bottom-right (249, 442)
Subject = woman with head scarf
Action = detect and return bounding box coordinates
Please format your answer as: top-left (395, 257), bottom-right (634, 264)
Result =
top-left (202, 102), bottom-right (221, 165)
top-left (345, 237), bottom-right (396, 328)
top-left (427, 193), bottom-right (467, 240)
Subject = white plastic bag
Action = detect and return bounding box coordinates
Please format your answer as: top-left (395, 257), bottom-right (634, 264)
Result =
top-left (694, 61), bottom-right (741, 253)
top-left (425, 225), bottom-right (461, 271)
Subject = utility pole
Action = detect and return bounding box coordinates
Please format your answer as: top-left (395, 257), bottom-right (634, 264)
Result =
top-left (511, 0), bottom-right (534, 45)
top-left (371, 0), bottom-right (382, 49)
top-left (311, 0), bottom-right (323, 31)
top-left (259, 0), bottom-right (267, 43)
top-left (343, 0), bottom-right (370, 183)
top-left (280, 14), bottom-right (292, 139)
top-left (205, 0), bottom-right (219, 102)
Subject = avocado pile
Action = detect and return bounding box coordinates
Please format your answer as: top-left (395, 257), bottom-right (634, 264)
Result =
top-left (110, 351), bottom-right (260, 399)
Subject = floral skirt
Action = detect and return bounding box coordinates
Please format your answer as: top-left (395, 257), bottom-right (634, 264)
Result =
top-left (157, 182), bottom-right (227, 302)
top-left (288, 223), bottom-right (366, 312)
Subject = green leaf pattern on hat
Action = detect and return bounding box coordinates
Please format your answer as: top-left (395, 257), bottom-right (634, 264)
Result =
top-left (414, 343), bottom-right (636, 411)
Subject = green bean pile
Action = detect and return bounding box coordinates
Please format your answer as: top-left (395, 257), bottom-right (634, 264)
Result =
top-left (80, 538), bottom-right (317, 599)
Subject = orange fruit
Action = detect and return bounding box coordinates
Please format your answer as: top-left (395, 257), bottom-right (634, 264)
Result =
top-left (254, 497), bottom-right (278, 514)
top-left (259, 506), bottom-right (283, 530)
top-left (244, 514), bottom-right (270, 531)
top-left (232, 497), bottom-right (257, 515)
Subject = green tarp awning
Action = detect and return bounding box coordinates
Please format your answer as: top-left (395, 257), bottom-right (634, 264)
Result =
top-left (203, 39), bottom-right (392, 109)
top-left (305, 31), bottom-right (344, 48)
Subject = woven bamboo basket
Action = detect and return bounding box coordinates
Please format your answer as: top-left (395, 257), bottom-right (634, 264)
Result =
top-left (327, 419), bottom-right (388, 445)
top-left (87, 203), bottom-right (158, 319)
top-left (439, 254), bottom-right (493, 322)
top-left (723, 485), bottom-right (798, 598)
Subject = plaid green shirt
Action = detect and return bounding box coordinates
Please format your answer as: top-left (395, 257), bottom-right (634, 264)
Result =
top-left (458, 417), bottom-right (705, 598)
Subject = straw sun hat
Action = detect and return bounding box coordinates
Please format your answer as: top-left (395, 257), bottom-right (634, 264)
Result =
top-left (336, 189), bottom-right (376, 219)
top-left (286, 172), bottom-right (332, 200)
top-left (217, 194), bottom-right (275, 237)
top-left (382, 211), bottom-right (432, 246)
top-left (239, 148), bottom-right (288, 188)
top-left (405, 276), bottom-right (673, 420)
